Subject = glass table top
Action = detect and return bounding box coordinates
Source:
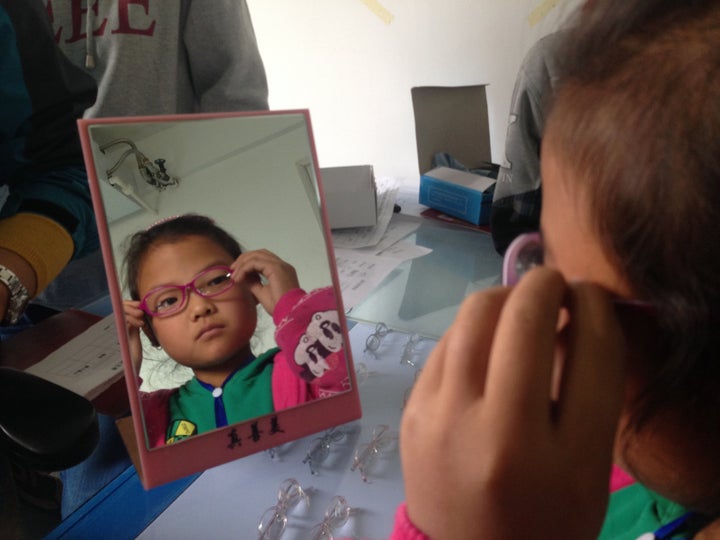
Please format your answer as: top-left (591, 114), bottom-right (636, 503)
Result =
top-left (346, 214), bottom-right (503, 339)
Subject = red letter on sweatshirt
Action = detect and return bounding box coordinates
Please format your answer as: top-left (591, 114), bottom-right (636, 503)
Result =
top-left (113, 0), bottom-right (156, 36)
top-left (58, 0), bottom-right (108, 43)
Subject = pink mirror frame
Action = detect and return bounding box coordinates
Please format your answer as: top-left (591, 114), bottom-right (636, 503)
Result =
top-left (78, 110), bottom-right (362, 489)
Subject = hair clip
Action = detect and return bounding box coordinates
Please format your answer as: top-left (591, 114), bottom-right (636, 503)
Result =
top-left (364, 322), bottom-right (391, 353)
top-left (145, 214), bottom-right (181, 230)
top-left (350, 424), bottom-right (399, 482)
top-left (257, 478), bottom-right (309, 540)
top-left (400, 333), bottom-right (424, 367)
top-left (302, 427), bottom-right (346, 475)
top-left (308, 495), bottom-right (352, 540)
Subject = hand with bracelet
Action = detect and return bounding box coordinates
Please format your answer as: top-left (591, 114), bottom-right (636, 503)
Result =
top-left (0, 247), bottom-right (34, 326)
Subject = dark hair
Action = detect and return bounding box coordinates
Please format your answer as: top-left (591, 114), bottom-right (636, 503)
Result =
top-left (545, 0), bottom-right (720, 430)
top-left (123, 214), bottom-right (242, 301)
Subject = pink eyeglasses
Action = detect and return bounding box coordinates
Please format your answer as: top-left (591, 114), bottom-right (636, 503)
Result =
top-left (139, 265), bottom-right (235, 318)
top-left (502, 232), bottom-right (545, 287)
top-left (502, 232), bottom-right (654, 312)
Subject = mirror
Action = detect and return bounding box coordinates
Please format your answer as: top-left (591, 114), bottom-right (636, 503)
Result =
top-left (77, 110), bottom-right (361, 489)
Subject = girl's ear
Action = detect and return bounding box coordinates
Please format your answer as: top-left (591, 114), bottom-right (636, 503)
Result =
top-left (142, 314), bottom-right (161, 347)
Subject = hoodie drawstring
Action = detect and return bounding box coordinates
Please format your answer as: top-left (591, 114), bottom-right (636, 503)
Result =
top-left (85, 1), bottom-right (96, 69)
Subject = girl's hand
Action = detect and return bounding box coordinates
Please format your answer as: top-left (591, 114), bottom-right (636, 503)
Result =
top-left (401, 267), bottom-right (626, 540)
top-left (123, 299), bottom-right (146, 373)
top-left (230, 249), bottom-right (300, 315)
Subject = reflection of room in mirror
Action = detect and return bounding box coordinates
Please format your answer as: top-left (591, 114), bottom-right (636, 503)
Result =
top-left (89, 115), bottom-right (327, 284)
top-left (88, 115), bottom-right (332, 386)
top-left (78, 111), bottom-right (361, 489)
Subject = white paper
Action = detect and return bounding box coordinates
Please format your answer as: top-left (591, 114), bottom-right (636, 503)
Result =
top-left (331, 176), bottom-right (399, 249)
top-left (359, 218), bottom-right (421, 255)
top-left (335, 241), bottom-right (431, 311)
top-left (25, 314), bottom-right (124, 400)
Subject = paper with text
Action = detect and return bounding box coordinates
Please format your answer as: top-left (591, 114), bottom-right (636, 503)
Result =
top-left (335, 241), bottom-right (431, 310)
top-left (26, 314), bottom-right (124, 400)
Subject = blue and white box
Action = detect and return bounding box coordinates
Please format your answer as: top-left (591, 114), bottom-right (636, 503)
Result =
top-left (419, 166), bottom-right (495, 225)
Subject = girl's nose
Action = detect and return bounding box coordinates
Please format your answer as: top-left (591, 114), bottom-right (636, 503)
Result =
top-left (188, 292), bottom-right (216, 319)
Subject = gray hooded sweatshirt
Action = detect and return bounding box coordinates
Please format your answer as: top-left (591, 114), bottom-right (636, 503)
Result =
top-left (33, 0), bottom-right (268, 312)
top-left (490, 31), bottom-right (564, 255)
top-left (44, 0), bottom-right (269, 117)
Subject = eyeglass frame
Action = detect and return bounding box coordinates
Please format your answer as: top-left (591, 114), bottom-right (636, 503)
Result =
top-left (400, 332), bottom-right (424, 367)
top-left (257, 477), bottom-right (309, 540)
top-left (308, 495), bottom-right (352, 540)
top-left (364, 321), bottom-right (391, 352)
top-left (138, 265), bottom-right (235, 318)
top-left (503, 232), bottom-right (655, 314)
top-left (350, 424), bottom-right (399, 482)
top-left (302, 427), bottom-right (347, 475)
top-left (502, 232), bottom-right (544, 287)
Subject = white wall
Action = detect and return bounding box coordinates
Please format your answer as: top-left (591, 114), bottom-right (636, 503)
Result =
top-left (248, 0), bottom-right (584, 183)
top-left (90, 115), bottom-right (331, 295)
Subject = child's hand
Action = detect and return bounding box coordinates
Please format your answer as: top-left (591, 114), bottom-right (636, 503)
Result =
top-left (123, 300), bottom-right (146, 372)
top-left (231, 249), bottom-right (300, 315)
top-left (401, 267), bottom-right (626, 540)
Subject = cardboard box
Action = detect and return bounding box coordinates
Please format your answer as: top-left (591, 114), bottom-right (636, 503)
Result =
top-left (320, 165), bottom-right (377, 229)
top-left (419, 166), bottom-right (495, 225)
top-left (412, 85), bottom-right (496, 225)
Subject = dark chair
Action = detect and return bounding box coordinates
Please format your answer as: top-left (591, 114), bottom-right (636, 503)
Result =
top-left (0, 367), bottom-right (99, 538)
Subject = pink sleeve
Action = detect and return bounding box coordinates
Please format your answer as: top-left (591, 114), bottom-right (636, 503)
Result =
top-left (609, 464), bottom-right (635, 492)
top-left (388, 503), bottom-right (432, 540)
top-left (272, 286), bottom-right (349, 397)
top-left (139, 388), bottom-right (174, 448)
top-left (387, 468), bottom-right (632, 540)
top-left (272, 352), bottom-right (310, 410)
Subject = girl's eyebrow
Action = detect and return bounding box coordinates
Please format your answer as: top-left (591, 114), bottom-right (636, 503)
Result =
top-left (201, 260), bottom-right (233, 271)
top-left (185, 261), bottom-right (233, 281)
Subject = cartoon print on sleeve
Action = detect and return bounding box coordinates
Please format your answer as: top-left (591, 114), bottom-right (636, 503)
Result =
top-left (294, 309), bottom-right (342, 382)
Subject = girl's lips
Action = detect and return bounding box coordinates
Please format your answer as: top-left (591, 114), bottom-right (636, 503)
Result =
top-left (196, 324), bottom-right (224, 340)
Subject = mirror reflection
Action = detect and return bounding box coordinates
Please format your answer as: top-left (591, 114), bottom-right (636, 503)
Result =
top-left (79, 111), bottom-right (361, 487)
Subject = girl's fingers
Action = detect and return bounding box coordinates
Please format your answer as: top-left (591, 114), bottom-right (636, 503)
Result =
top-left (558, 282), bottom-right (626, 441)
top-left (483, 268), bottom-right (567, 428)
top-left (407, 286), bottom-right (510, 418)
top-left (483, 268), bottom-right (626, 449)
top-left (440, 287), bottom-right (509, 397)
top-left (231, 249), bottom-right (276, 275)
top-left (123, 301), bottom-right (146, 328)
top-left (232, 251), bottom-right (298, 288)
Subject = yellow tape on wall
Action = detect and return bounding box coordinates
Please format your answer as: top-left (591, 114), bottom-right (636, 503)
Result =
top-left (359, 0), bottom-right (395, 25)
top-left (528, 0), bottom-right (561, 27)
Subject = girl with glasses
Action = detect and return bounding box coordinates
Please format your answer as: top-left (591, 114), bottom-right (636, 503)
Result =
top-left (391, 0), bottom-right (720, 538)
top-left (122, 214), bottom-right (347, 447)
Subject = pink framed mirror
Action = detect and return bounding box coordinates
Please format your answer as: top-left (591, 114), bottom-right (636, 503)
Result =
top-left (77, 110), bottom-right (361, 489)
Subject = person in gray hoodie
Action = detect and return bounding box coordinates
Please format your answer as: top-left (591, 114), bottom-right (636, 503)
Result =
top-left (44, 0), bottom-right (268, 117)
top-left (34, 0), bottom-right (270, 313)
top-left (489, 31), bottom-right (564, 255)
